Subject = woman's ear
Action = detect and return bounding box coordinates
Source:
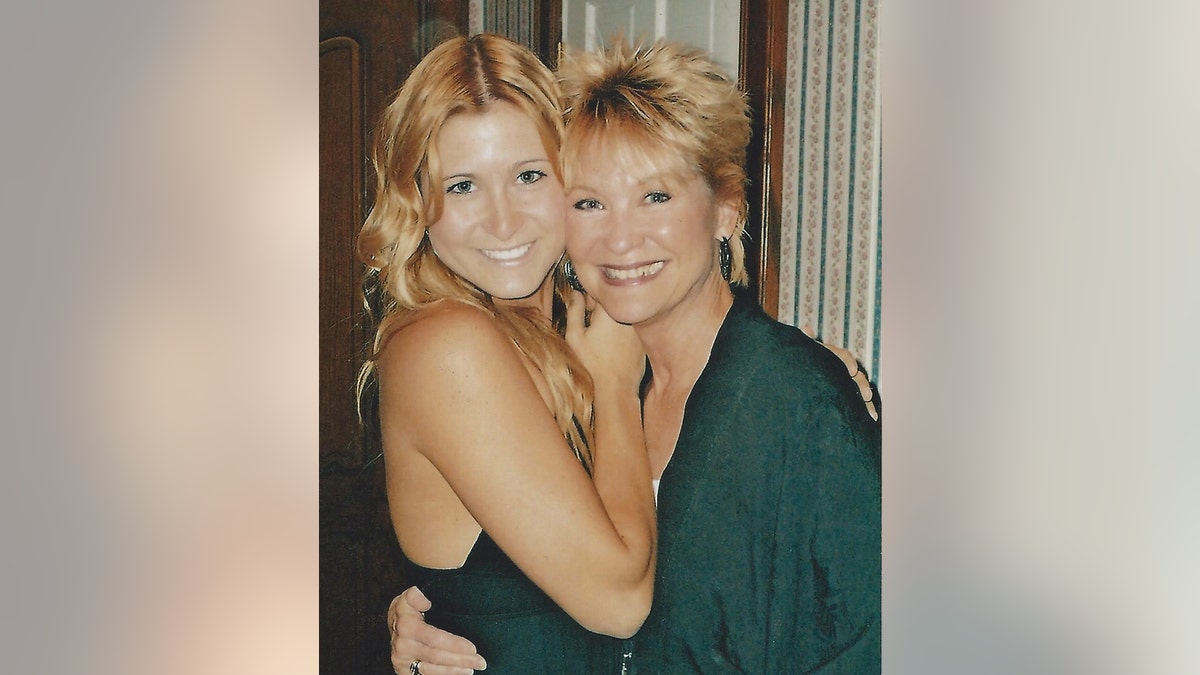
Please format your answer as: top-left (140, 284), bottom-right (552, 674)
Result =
top-left (714, 193), bottom-right (740, 240)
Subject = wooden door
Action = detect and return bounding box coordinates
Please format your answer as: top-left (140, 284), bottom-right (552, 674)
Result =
top-left (320, 2), bottom-right (469, 673)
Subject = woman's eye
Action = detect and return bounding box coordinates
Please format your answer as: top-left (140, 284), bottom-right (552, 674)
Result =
top-left (517, 169), bottom-right (547, 184)
top-left (645, 191), bottom-right (671, 204)
top-left (446, 180), bottom-right (473, 195)
top-left (572, 198), bottom-right (603, 210)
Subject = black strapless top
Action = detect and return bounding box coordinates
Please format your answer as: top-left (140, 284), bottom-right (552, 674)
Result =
top-left (404, 531), bottom-right (625, 674)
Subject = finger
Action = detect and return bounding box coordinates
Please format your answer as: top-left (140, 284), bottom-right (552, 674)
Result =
top-left (391, 638), bottom-right (487, 674)
top-left (392, 648), bottom-right (481, 675)
top-left (388, 587), bottom-right (430, 634)
top-left (403, 586), bottom-right (432, 613)
top-left (396, 663), bottom-right (478, 675)
top-left (586, 300), bottom-right (613, 328)
top-left (392, 665), bottom-right (475, 675)
top-left (396, 658), bottom-right (475, 667)
top-left (826, 343), bottom-right (858, 376)
top-left (853, 369), bottom-right (873, 403)
top-left (392, 633), bottom-right (487, 673)
top-left (815, 340), bottom-right (877, 414)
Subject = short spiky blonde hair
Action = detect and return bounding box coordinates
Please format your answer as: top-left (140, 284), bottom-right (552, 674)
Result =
top-left (558, 39), bottom-right (752, 285)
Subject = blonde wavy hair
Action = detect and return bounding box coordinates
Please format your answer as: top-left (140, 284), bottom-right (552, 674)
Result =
top-left (357, 34), bottom-right (594, 468)
top-left (558, 38), bottom-right (752, 286)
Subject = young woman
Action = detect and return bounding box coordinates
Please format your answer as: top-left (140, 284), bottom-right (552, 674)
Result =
top-left (391, 39), bottom-right (881, 674)
top-left (357, 34), bottom-right (656, 674)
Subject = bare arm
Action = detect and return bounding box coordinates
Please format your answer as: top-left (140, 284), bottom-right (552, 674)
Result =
top-left (378, 302), bottom-right (655, 638)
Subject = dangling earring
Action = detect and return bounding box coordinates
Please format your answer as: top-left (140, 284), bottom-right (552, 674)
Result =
top-left (718, 237), bottom-right (732, 282)
top-left (425, 229), bottom-right (441, 260)
top-left (563, 258), bottom-right (586, 293)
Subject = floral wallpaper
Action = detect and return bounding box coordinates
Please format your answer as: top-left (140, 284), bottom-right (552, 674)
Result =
top-left (778, 0), bottom-right (882, 380)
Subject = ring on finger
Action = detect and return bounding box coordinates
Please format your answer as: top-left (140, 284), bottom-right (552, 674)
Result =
top-left (409, 659), bottom-right (421, 675)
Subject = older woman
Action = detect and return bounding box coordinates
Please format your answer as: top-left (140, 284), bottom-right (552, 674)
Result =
top-left (390, 39), bottom-right (880, 674)
top-left (559, 39), bottom-right (880, 672)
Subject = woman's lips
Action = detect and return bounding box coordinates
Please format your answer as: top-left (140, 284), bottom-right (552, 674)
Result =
top-left (480, 241), bottom-right (534, 262)
top-left (600, 260), bottom-right (665, 283)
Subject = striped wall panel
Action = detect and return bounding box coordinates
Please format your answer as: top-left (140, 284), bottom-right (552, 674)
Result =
top-left (779, 0), bottom-right (881, 380)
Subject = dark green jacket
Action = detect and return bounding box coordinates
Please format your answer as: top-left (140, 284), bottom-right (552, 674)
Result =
top-left (631, 294), bottom-right (881, 674)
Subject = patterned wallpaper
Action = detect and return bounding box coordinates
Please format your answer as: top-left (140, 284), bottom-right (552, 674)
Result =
top-left (778, 0), bottom-right (882, 381)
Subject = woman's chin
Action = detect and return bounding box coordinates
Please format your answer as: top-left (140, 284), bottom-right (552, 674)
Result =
top-left (484, 275), bottom-right (555, 304)
top-left (590, 298), bottom-right (654, 327)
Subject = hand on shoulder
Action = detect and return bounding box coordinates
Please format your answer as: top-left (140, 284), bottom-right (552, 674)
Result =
top-left (800, 324), bottom-right (878, 422)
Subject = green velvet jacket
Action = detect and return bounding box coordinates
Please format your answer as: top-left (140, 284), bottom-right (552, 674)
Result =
top-left (629, 293), bottom-right (881, 674)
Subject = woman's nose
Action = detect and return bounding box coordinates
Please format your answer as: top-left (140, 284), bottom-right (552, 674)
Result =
top-left (484, 190), bottom-right (520, 240)
top-left (600, 208), bottom-right (641, 253)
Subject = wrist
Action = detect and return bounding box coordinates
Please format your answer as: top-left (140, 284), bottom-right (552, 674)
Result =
top-left (591, 373), bottom-right (642, 399)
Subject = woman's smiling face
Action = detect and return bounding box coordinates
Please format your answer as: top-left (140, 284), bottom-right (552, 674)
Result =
top-left (425, 101), bottom-right (566, 301)
top-left (564, 140), bottom-right (737, 328)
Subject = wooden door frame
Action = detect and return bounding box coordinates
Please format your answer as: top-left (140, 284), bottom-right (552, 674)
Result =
top-left (739, 0), bottom-right (787, 317)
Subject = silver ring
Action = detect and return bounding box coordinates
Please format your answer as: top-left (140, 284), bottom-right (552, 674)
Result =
top-left (409, 659), bottom-right (421, 675)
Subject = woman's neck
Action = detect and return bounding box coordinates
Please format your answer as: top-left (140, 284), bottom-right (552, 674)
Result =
top-left (494, 276), bottom-right (556, 319)
top-left (636, 276), bottom-right (734, 397)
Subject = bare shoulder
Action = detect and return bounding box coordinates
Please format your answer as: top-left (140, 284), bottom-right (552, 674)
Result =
top-left (374, 301), bottom-right (556, 467)
top-left (376, 301), bottom-right (522, 392)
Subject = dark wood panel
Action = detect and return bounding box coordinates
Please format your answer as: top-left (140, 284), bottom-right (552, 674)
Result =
top-left (320, 38), bottom-right (365, 470)
top-left (534, 0), bottom-right (562, 66)
top-left (320, 469), bottom-right (405, 674)
top-left (740, 0), bottom-right (789, 318)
